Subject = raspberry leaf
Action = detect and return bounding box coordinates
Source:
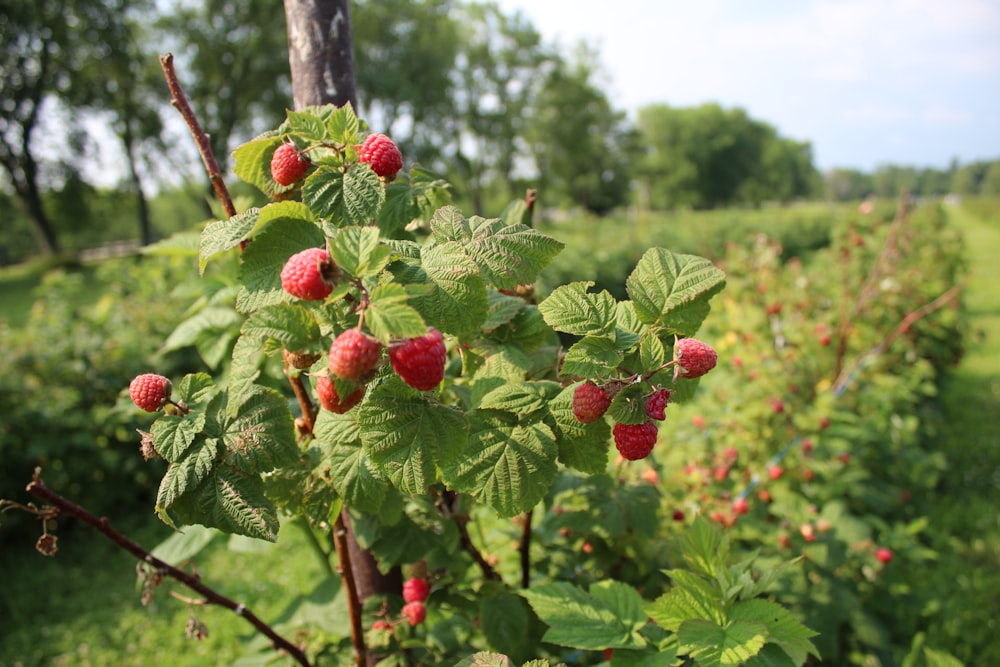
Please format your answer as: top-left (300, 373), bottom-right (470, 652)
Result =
top-left (235, 219), bottom-right (325, 314)
top-left (322, 440), bottom-right (389, 512)
top-left (365, 283), bottom-right (427, 343)
top-left (331, 225), bottom-right (381, 277)
top-left (607, 382), bottom-right (651, 425)
top-left (465, 217), bottom-right (563, 289)
top-left (538, 281), bottom-right (616, 337)
top-left (375, 167), bottom-right (451, 236)
top-left (325, 102), bottom-right (361, 144)
top-left (441, 411), bottom-right (557, 518)
top-left (199, 208), bottom-right (260, 274)
top-left (520, 581), bottom-right (647, 650)
top-left (302, 169), bottom-right (344, 219)
top-left (676, 618), bottom-right (768, 666)
top-left (232, 134), bottom-right (285, 197)
top-left (285, 110), bottom-right (327, 142)
top-left (176, 373), bottom-right (216, 405)
top-left (343, 163), bottom-right (386, 225)
top-left (166, 465), bottom-right (280, 542)
top-left (731, 600), bottom-right (819, 665)
top-left (479, 591), bottom-right (534, 664)
top-left (429, 205), bottom-right (472, 244)
top-left (226, 335), bottom-right (262, 418)
top-left (549, 385), bottom-right (611, 474)
top-left (223, 386), bottom-right (299, 474)
top-left (155, 438), bottom-right (223, 511)
top-left (241, 304), bottom-right (322, 352)
top-left (561, 335), bottom-right (622, 378)
top-left (483, 290), bottom-right (527, 332)
top-left (151, 413), bottom-right (208, 462)
top-left (418, 242), bottom-right (489, 336)
top-left (477, 381), bottom-right (561, 418)
top-left (626, 248), bottom-right (726, 334)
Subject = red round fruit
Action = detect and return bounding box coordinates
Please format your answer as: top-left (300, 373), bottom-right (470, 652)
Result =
top-left (402, 577), bottom-right (430, 604)
top-left (644, 388), bottom-right (671, 421)
top-left (315, 375), bottom-right (364, 414)
top-left (673, 337), bottom-right (718, 379)
top-left (612, 421), bottom-right (658, 461)
top-left (572, 381), bottom-right (611, 423)
top-left (389, 328), bottom-right (446, 391)
top-left (270, 142), bottom-right (311, 186)
top-left (357, 133), bottom-right (403, 180)
top-left (329, 329), bottom-right (383, 380)
top-left (733, 497), bottom-right (749, 515)
top-left (768, 465), bottom-right (784, 480)
top-left (129, 373), bottom-right (171, 412)
top-left (402, 600), bottom-right (426, 626)
top-left (875, 547), bottom-right (894, 564)
top-left (281, 247), bottom-right (334, 301)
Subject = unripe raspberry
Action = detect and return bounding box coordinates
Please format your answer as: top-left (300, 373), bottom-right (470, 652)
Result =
top-left (270, 142), bottom-right (311, 186)
top-left (612, 421), bottom-right (658, 461)
top-left (389, 328), bottom-right (446, 391)
top-left (402, 600), bottom-right (426, 626)
top-left (572, 381), bottom-right (611, 423)
top-left (644, 388), bottom-right (672, 421)
top-left (673, 337), bottom-right (718, 380)
top-left (129, 374), bottom-right (171, 412)
top-left (402, 577), bottom-right (430, 604)
top-left (315, 375), bottom-right (365, 414)
top-left (329, 329), bottom-right (382, 380)
top-left (357, 133), bottom-right (403, 180)
top-left (280, 248), bottom-right (335, 301)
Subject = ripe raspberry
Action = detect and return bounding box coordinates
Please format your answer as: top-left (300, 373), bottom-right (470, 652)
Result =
top-left (402, 577), bottom-right (430, 604)
top-left (129, 373), bottom-right (171, 412)
top-left (315, 375), bottom-right (365, 414)
top-left (644, 388), bottom-right (672, 421)
top-left (389, 328), bottom-right (446, 391)
top-left (329, 329), bottom-right (383, 380)
top-left (612, 421), bottom-right (658, 461)
top-left (875, 547), bottom-right (894, 564)
top-left (372, 620), bottom-right (391, 632)
top-left (280, 248), bottom-right (335, 301)
top-left (402, 600), bottom-right (426, 626)
top-left (768, 464), bottom-right (784, 480)
top-left (270, 142), bottom-right (311, 186)
top-left (733, 497), bottom-right (750, 515)
top-left (357, 133), bottom-right (403, 180)
top-left (673, 337), bottom-right (718, 380)
top-left (572, 381), bottom-right (611, 423)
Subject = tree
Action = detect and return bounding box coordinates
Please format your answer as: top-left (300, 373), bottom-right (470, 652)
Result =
top-left (981, 160), bottom-right (1000, 196)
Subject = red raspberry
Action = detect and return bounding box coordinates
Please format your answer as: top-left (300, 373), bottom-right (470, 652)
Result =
top-left (402, 600), bottom-right (426, 627)
top-left (733, 497), bottom-right (750, 515)
top-left (129, 373), bottom-right (171, 412)
top-left (673, 337), bottom-right (718, 380)
top-left (270, 142), bottom-right (311, 186)
top-left (357, 133), bottom-right (403, 180)
top-left (875, 547), bottom-right (894, 564)
top-left (644, 388), bottom-right (672, 421)
top-left (315, 375), bottom-right (364, 414)
top-left (612, 421), bottom-right (658, 461)
top-left (329, 329), bottom-right (382, 380)
top-left (768, 464), bottom-right (784, 480)
top-left (280, 248), bottom-right (335, 301)
top-left (402, 577), bottom-right (430, 604)
top-left (389, 328), bottom-right (446, 391)
top-left (372, 620), bottom-right (391, 632)
top-left (572, 381), bottom-right (611, 423)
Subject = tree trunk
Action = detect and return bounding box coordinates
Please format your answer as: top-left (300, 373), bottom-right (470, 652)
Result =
top-left (121, 126), bottom-right (153, 246)
top-left (284, 0), bottom-right (358, 111)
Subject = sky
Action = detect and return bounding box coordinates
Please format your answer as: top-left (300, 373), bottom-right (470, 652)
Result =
top-left (495, 0), bottom-right (1000, 171)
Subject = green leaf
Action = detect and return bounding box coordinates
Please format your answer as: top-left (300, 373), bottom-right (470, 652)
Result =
top-left (442, 411), bottom-right (557, 517)
top-left (342, 163), bottom-right (386, 225)
top-left (285, 110), bottom-right (327, 141)
top-left (452, 652), bottom-right (514, 667)
top-left (681, 518), bottom-right (730, 579)
top-left (226, 336), bottom-right (262, 417)
top-left (538, 282), bottom-right (617, 336)
top-left (324, 440), bottom-right (388, 512)
top-left (466, 217), bottom-right (563, 289)
top-left (743, 644), bottom-right (800, 667)
top-left (241, 304), bottom-right (321, 351)
top-left (647, 585), bottom-right (726, 633)
top-left (365, 283), bottom-right (428, 343)
top-left (430, 205), bottom-right (472, 244)
top-left (199, 208), bottom-right (260, 274)
top-left (561, 336), bottom-right (622, 378)
top-left (224, 386), bottom-right (299, 474)
top-left (590, 580), bottom-right (650, 635)
top-left (677, 618), bottom-right (768, 667)
top-left (326, 103), bottom-right (361, 143)
top-left (235, 219), bottom-right (325, 314)
top-left (607, 382), bottom-right (651, 425)
top-left (521, 582), bottom-right (645, 650)
top-left (419, 241), bottom-right (489, 336)
top-left (549, 384), bottom-right (611, 474)
top-left (478, 381), bottom-right (561, 418)
top-left (483, 291), bottom-right (527, 332)
top-left (176, 373), bottom-right (215, 405)
top-left (152, 413), bottom-right (207, 462)
top-left (252, 200), bottom-right (315, 237)
top-left (149, 525), bottom-right (220, 565)
top-left (156, 439), bottom-right (224, 510)
top-left (313, 406), bottom-right (361, 445)
top-left (626, 249), bottom-right (726, 334)
top-left (358, 381), bottom-right (469, 495)
top-left (732, 600), bottom-right (818, 665)
top-left (162, 307), bottom-right (244, 353)
top-left (470, 347), bottom-right (532, 405)
top-left (302, 168), bottom-right (344, 220)
top-left (167, 466), bottom-right (281, 541)
top-left (480, 590), bottom-right (534, 661)
top-left (331, 225), bottom-right (380, 277)
top-left (232, 134), bottom-right (284, 197)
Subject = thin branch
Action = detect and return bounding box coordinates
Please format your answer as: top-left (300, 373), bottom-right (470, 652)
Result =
top-left (333, 513), bottom-right (365, 667)
top-left (519, 509), bottom-right (533, 589)
top-left (283, 351), bottom-right (318, 433)
top-left (22, 471), bottom-right (312, 667)
top-left (159, 53), bottom-right (237, 219)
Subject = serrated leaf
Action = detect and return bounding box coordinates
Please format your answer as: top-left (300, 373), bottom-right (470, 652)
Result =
top-left (358, 381), bottom-right (468, 494)
top-left (167, 466), bottom-right (280, 541)
top-left (331, 225), bottom-right (380, 277)
top-left (483, 291), bottom-right (526, 332)
top-left (538, 282), bottom-right (617, 336)
top-left (156, 439), bottom-right (223, 509)
top-left (235, 219), bottom-right (325, 314)
top-left (682, 518), bottom-right (730, 579)
top-left (732, 600), bottom-right (819, 665)
top-left (176, 373), bottom-right (215, 404)
top-left (224, 387), bottom-right (299, 474)
top-left (302, 168), bottom-right (344, 219)
top-left (326, 103), bottom-right (361, 143)
top-left (470, 347), bottom-right (532, 405)
top-left (549, 384), bottom-right (611, 474)
top-left (241, 304), bottom-right (321, 351)
top-left (561, 336), bottom-right (623, 378)
top-left (521, 582), bottom-right (645, 650)
top-left (365, 283), bottom-right (427, 343)
top-left (324, 441), bottom-right (388, 512)
top-left (199, 208), bottom-right (260, 274)
top-left (500, 198), bottom-right (531, 227)
top-left (480, 590), bottom-right (533, 660)
top-left (626, 249), bottom-right (726, 334)
top-left (152, 413), bottom-right (207, 462)
top-left (149, 524), bottom-right (220, 565)
top-left (163, 307), bottom-right (244, 353)
top-left (442, 411), bottom-right (557, 517)
top-left (430, 205), bottom-right (471, 244)
top-left (313, 406), bottom-right (361, 445)
top-left (419, 242), bottom-right (489, 336)
top-left (232, 135), bottom-right (284, 197)
top-left (252, 200), bottom-right (315, 238)
top-left (607, 382), bottom-right (650, 425)
top-left (286, 110), bottom-right (327, 140)
top-left (677, 619), bottom-right (768, 667)
top-left (590, 580), bottom-right (649, 634)
top-left (227, 336), bottom-right (262, 417)
top-left (743, 644), bottom-right (800, 667)
top-left (343, 163), bottom-right (385, 225)
top-left (478, 381), bottom-right (561, 417)
top-left (647, 586), bottom-right (726, 633)
top-left (466, 217), bottom-right (563, 289)
top-left (452, 652), bottom-right (514, 667)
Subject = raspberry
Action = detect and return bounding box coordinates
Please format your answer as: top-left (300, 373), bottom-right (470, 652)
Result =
top-left (389, 328), bottom-right (446, 391)
top-left (329, 329), bottom-right (383, 380)
top-left (572, 381), bottom-right (611, 423)
top-left (402, 577), bottom-right (430, 604)
top-left (673, 337), bottom-right (718, 380)
top-left (357, 133), bottom-right (403, 180)
top-left (280, 248), bottom-right (335, 301)
top-left (372, 620), bottom-right (391, 632)
top-left (270, 142), bottom-right (311, 186)
top-left (644, 388), bottom-right (672, 420)
top-left (402, 600), bottom-right (426, 626)
top-left (733, 497), bottom-right (750, 515)
top-left (316, 375), bottom-right (365, 414)
top-left (612, 421), bottom-right (658, 461)
top-left (129, 373), bottom-right (171, 412)
top-left (875, 547), bottom-right (894, 564)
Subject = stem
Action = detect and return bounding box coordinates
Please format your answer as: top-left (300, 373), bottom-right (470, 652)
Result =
top-left (296, 516), bottom-right (335, 578)
top-left (283, 351), bottom-right (318, 431)
top-left (333, 512), bottom-right (365, 667)
top-left (22, 472), bottom-right (311, 667)
top-left (440, 490), bottom-right (502, 582)
top-left (519, 509), bottom-right (533, 589)
top-left (159, 53), bottom-right (237, 220)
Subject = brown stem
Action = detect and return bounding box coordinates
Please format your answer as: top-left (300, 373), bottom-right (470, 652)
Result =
top-left (159, 53), bottom-right (237, 219)
top-left (22, 472), bottom-right (311, 667)
top-left (519, 509), bottom-right (533, 589)
top-left (283, 351), bottom-right (318, 432)
top-left (333, 512), bottom-right (365, 667)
